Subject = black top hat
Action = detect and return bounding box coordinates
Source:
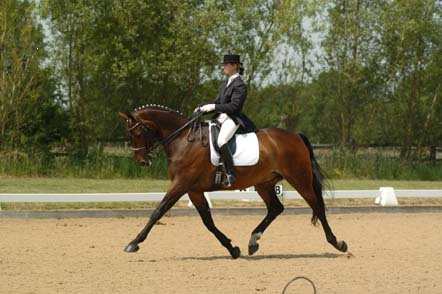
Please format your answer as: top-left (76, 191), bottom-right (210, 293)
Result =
top-left (222, 54), bottom-right (241, 64)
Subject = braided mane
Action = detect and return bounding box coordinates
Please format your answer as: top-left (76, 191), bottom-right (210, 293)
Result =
top-left (133, 104), bottom-right (186, 118)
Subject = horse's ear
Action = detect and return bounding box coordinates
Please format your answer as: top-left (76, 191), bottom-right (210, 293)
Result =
top-left (119, 112), bottom-right (130, 120)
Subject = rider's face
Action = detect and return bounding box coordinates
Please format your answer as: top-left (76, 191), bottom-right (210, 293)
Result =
top-left (222, 63), bottom-right (238, 76)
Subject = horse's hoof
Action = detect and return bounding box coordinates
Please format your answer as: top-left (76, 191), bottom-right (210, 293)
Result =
top-left (124, 243), bottom-right (140, 253)
top-left (230, 246), bottom-right (241, 259)
top-left (337, 240), bottom-right (348, 252)
top-left (248, 244), bottom-right (259, 255)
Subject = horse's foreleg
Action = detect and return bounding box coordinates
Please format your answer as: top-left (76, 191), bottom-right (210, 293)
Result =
top-left (188, 192), bottom-right (241, 259)
top-left (248, 182), bottom-right (284, 255)
top-left (124, 187), bottom-right (183, 253)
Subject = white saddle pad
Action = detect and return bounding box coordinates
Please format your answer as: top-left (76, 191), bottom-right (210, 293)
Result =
top-left (208, 122), bottom-right (259, 166)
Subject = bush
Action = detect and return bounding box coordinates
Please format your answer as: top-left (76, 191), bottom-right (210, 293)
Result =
top-left (316, 149), bottom-right (442, 181)
top-left (1, 147), bottom-right (441, 180)
top-left (0, 149), bottom-right (168, 179)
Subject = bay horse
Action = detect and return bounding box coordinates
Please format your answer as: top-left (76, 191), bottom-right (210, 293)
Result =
top-left (119, 105), bottom-right (347, 258)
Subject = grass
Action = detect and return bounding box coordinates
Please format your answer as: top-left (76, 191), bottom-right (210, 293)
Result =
top-left (318, 179), bottom-right (442, 190)
top-left (0, 176), bottom-right (168, 193)
top-left (1, 176), bottom-right (442, 193)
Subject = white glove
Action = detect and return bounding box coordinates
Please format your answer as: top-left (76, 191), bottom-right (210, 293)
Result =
top-left (193, 106), bottom-right (201, 113)
top-left (200, 104), bottom-right (216, 113)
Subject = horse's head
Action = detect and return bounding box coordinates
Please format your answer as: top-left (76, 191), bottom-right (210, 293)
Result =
top-left (120, 104), bottom-right (192, 167)
top-left (119, 112), bottom-right (159, 167)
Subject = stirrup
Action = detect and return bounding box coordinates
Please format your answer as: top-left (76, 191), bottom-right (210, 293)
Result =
top-left (224, 173), bottom-right (236, 187)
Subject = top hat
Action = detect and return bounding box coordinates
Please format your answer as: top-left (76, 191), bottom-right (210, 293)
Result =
top-left (222, 54), bottom-right (241, 64)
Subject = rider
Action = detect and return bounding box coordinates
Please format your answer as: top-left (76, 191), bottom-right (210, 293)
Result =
top-left (196, 54), bottom-right (257, 187)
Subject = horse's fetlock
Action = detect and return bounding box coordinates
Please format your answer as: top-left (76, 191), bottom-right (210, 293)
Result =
top-left (249, 232), bottom-right (262, 243)
top-left (326, 235), bottom-right (337, 245)
top-left (221, 238), bottom-right (232, 246)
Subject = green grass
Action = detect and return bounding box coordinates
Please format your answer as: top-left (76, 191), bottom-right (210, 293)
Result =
top-left (0, 176), bottom-right (168, 193)
top-left (1, 176), bottom-right (442, 194)
top-left (318, 179), bottom-right (442, 190)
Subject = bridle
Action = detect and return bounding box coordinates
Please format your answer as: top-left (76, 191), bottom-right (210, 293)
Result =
top-left (126, 114), bottom-right (163, 164)
top-left (126, 112), bottom-right (203, 162)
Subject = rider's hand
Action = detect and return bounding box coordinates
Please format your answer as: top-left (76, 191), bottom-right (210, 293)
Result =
top-left (193, 106), bottom-right (201, 113)
top-left (200, 104), bottom-right (215, 113)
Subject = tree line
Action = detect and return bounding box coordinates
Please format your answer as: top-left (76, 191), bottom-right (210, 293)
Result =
top-left (1, 0), bottom-right (441, 160)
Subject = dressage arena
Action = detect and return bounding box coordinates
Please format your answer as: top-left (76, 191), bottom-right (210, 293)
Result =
top-left (1, 212), bottom-right (441, 293)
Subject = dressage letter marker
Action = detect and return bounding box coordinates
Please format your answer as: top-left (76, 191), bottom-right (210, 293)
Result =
top-left (275, 184), bottom-right (283, 200)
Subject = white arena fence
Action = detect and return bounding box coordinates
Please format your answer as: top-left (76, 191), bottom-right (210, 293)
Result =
top-left (1, 188), bottom-right (442, 203)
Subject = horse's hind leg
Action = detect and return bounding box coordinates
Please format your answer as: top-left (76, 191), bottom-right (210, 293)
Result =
top-left (248, 181), bottom-right (284, 255)
top-left (188, 192), bottom-right (241, 259)
top-left (285, 174), bottom-right (347, 253)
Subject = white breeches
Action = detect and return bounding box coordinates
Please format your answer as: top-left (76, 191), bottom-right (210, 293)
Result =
top-left (217, 116), bottom-right (240, 147)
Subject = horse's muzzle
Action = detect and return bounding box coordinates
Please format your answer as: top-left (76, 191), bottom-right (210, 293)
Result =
top-left (139, 159), bottom-right (152, 167)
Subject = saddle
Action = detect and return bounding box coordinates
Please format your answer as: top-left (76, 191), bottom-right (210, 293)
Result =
top-left (187, 119), bottom-right (259, 188)
top-left (208, 120), bottom-right (259, 167)
top-left (209, 120), bottom-right (237, 155)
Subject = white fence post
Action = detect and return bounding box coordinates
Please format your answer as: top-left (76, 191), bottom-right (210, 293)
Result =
top-left (375, 187), bottom-right (399, 206)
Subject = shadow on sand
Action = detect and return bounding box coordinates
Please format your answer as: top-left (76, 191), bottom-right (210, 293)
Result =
top-left (179, 252), bottom-right (342, 261)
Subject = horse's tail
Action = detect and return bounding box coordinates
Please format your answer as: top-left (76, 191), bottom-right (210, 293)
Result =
top-left (298, 133), bottom-right (326, 226)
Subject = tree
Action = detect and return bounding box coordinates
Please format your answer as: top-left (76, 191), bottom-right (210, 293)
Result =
top-left (318, 0), bottom-right (386, 148)
top-left (380, 0), bottom-right (442, 158)
top-left (42, 0), bottom-right (223, 154)
top-left (0, 0), bottom-right (55, 152)
top-left (210, 0), bottom-right (315, 129)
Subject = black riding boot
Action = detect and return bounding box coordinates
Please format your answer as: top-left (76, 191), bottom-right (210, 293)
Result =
top-left (219, 144), bottom-right (236, 187)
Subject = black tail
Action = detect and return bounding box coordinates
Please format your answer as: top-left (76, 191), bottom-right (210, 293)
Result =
top-left (298, 133), bottom-right (326, 226)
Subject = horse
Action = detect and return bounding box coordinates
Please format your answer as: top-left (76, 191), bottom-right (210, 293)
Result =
top-left (118, 104), bottom-right (348, 259)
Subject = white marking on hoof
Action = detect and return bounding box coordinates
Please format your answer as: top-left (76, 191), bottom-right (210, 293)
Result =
top-left (248, 232), bottom-right (262, 246)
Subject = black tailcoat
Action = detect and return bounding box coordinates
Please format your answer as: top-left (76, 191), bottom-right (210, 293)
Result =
top-left (213, 76), bottom-right (257, 134)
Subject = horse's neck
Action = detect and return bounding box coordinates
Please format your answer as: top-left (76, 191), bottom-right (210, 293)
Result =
top-left (142, 110), bottom-right (189, 141)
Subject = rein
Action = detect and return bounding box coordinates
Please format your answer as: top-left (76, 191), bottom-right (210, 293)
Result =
top-left (128, 112), bottom-right (204, 159)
